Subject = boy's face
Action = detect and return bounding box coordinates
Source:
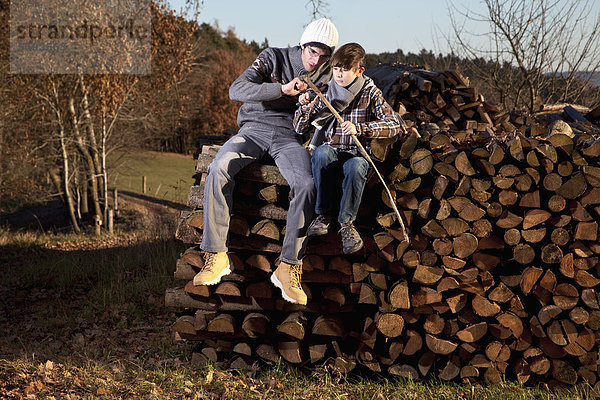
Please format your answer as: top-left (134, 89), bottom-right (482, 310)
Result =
top-left (332, 66), bottom-right (365, 88)
top-left (301, 45), bottom-right (331, 72)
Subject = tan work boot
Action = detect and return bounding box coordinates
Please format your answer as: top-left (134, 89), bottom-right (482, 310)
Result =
top-left (270, 260), bottom-right (307, 305)
top-left (193, 252), bottom-right (231, 286)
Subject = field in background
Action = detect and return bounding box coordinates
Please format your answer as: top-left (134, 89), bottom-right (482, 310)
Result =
top-left (109, 150), bottom-right (197, 204)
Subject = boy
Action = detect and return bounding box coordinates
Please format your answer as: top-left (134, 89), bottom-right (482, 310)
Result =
top-left (294, 42), bottom-right (406, 254)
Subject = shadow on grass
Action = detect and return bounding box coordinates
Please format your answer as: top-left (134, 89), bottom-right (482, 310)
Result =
top-left (0, 199), bottom-right (71, 232)
top-left (0, 231), bottom-right (190, 367)
top-left (0, 190), bottom-right (189, 231)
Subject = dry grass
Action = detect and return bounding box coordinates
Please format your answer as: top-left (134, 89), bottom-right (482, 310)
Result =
top-left (1, 356), bottom-right (595, 399)
top-left (108, 150), bottom-right (197, 204)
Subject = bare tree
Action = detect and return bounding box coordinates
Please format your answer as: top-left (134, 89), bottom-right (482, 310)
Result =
top-left (447, 0), bottom-right (600, 112)
top-left (305, 0), bottom-right (329, 20)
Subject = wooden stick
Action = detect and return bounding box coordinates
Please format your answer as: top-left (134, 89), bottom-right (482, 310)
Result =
top-left (302, 75), bottom-right (409, 242)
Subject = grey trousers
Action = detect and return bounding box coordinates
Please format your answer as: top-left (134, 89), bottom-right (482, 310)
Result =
top-left (200, 124), bottom-right (315, 265)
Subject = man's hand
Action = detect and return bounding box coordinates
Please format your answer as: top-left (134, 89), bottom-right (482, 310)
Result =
top-left (341, 121), bottom-right (358, 136)
top-left (282, 77), bottom-right (308, 96)
top-left (299, 92), bottom-right (319, 112)
top-left (298, 92), bottom-right (311, 106)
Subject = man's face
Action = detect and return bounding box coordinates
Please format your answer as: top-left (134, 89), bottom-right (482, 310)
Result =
top-left (301, 45), bottom-right (331, 72)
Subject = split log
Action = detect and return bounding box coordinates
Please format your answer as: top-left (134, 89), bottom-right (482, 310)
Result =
top-left (251, 219), bottom-right (280, 241)
top-left (377, 313), bottom-right (405, 338)
top-left (278, 341), bottom-right (303, 364)
top-left (425, 334), bottom-right (458, 355)
top-left (312, 315), bottom-right (345, 337)
top-left (277, 312), bottom-right (307, 340)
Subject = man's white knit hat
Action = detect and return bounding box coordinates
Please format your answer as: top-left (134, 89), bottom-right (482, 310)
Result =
top-left (300, 18), bottom-right (339, 50)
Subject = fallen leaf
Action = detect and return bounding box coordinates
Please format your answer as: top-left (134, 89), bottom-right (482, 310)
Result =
top-left (204, 369), bottom-right (214, 385)
top-left (96, 387), bottom-right (108, 395)
top-left (24, 380), bottom-right (44, 394)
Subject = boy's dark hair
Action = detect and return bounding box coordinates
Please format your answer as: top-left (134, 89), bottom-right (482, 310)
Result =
top-left (331, 43), bottom-right (365, 70)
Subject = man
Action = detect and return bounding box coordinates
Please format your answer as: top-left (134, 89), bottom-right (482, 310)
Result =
top-left (194, 18), bottom-right (339, 306)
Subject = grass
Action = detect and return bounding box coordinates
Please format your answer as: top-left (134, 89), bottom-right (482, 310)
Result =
top-left (108, 150), bottom-right (197, 204)
top-left (0, 207), bottom-right (183, 309)
top-left (1, 356), bottom-right (595, 399)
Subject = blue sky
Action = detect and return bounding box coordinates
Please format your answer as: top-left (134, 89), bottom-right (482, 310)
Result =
top-left (166, 0), bottom-right (465, 55)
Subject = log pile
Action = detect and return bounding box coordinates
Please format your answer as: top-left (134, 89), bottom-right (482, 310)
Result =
top-left (367, 63), bottom-right (600, 140)
top-left (166, 63), bottom-right (600, 390)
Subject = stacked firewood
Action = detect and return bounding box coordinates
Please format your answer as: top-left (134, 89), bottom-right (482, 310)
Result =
top-left (169, 144), bottom-right (376, 371)
top-left (367, 63), bottom-right (600, 140)
top-left (166, 64), bottom-right (600, 391)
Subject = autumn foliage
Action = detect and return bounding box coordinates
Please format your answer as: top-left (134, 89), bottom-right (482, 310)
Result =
top-left (0, 1), bottom-right (258, 223)
top-left (154, 24), bottom-right (259, 153)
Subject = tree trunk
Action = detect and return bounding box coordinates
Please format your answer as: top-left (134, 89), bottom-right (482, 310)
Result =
top-left (69, 94), bottom-right (102, 225)
top-left (50, 81), bottom-right (80, 233)
top-left (59, 124), bottom-right (80, 233)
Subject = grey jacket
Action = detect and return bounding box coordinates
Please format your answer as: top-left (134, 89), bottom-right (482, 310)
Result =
top-left (229, 46), bottom-right (331, 133)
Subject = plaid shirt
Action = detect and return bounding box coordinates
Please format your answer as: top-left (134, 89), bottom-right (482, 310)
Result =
top-left (294, 78), bottom-right (403, 155)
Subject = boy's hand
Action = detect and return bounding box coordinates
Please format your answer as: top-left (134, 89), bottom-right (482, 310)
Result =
top-left (401, 125), bottom-right (421, 138)
top-left (282, 77), bottom-right (308, 96)
top-left (341, 121), bottom-right (357, 136)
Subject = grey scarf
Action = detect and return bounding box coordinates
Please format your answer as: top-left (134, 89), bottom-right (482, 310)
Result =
top-left (309, 74), bottom-right (368, 149)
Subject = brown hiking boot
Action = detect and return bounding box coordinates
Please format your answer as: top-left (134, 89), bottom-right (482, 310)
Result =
top-left (270, 260), bottom-right (307, 305)
top-left (339, 221), bottom-right (364, 254)
top-left (307, 214), bottom-right (331, 236)
top-left (193, 252), bottom-right (231, 286)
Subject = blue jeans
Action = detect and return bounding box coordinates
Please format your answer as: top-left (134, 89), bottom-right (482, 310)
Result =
top-left (311, 144), bottom-right (369, 224)
top-left (201, 124), bottom-right (315, 265)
